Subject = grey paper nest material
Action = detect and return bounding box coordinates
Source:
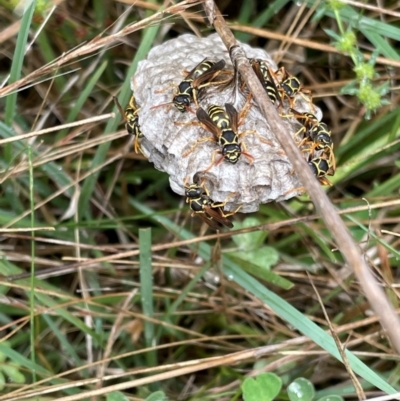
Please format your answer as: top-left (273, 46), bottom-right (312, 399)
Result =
top-left (132, 33), bottom-right (320, 213)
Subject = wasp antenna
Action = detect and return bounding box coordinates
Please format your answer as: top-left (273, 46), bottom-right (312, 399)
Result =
top-left (193, 171), bottom-right (205, 184)
top-left (241, 151), bottom-right (254, 164)
top-left (150, 101), bottom-right (173, 110)
top-left (113, 96), bottom-right (126, 122)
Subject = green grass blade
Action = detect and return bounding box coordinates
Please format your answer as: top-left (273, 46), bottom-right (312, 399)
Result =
top-left (42, 314), bottom-right (84, 370)
top-left (362, 31), bottom-right (400, 60)
top-left (156, 261), bottom-right (212, 342)
top-left (33, 291), bottom-right (103, 344)
top-left (139, 227), bottom-right (158, 392)
top-left (78, 24), bottom-right (160, 218)
top-left (303, 0), bottom-right (400, 41)
top-left (57, 59), bottom-right (108, 141)
top-left (28, 143), bottom-right (37, 384)
top-left (139, 228), bottom-right (156, 365)
top-left (36, 30), bottom-right (67, 95)
top-left (4, 0), bottom-right (37, 128)
top-left (0, 342), bottom-right (49, 377)
top-left (0, 119), bottom-right (75, 200)
top-left (367, 171), bottom-right (400, 197)
top-left (345, 215), bottom-right (400, 259)
top-left (224, 261), bottom-right (396, 394)
top-left (4, 1), bottom-right (37, 167)
top-left (129, 199), bottom-right (397, 394)
top-left (236, 0), bottom-right (291, 42)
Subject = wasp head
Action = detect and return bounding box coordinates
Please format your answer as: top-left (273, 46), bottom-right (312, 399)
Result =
top-left (222, 143), bottom-right (241, 164)
top-left (185, 184), bottom-right (203, 199)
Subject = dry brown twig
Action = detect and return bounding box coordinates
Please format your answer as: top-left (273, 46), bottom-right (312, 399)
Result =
top-left (229, 24), bottom-right (400, 69)
top-left (5, 197), bottom-right (400, 282)
top-left (201, 0), bottom-right (400, 354)
top-left (0, 0), bottom-right (200, 98)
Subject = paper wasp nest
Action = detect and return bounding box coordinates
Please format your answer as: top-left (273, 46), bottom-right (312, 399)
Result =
top-left (132, 33), bottom-right (320, 213)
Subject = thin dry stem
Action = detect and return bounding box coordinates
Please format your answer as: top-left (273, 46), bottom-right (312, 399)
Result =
top-left (0, 113), bottom-right (115, 145)
top-left (0, 0), bottom-right (200, 98)
top-left (310, 274), bottom-right (365, 400)
top-left (0, 341), bottom-right (301, 401)
top-left (6, 197), bottom-right (400, 281)
top-left (229, 24), bottom-right (400, 69)
top-left (202, 0), bottom-right (400, 354)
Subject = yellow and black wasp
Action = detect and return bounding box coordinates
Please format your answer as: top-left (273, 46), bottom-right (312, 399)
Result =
top-left (114, 94), bottom-right (144, 154)
top-left (184, 173), bottom-right (240, 230)
top-left (248, 58), bottom-right (283, 107)
top-left (270, 67), bottom-right (313, 110)
top-left (308, 154), bottom-right (334, 186)
top-left (289, 109), bottom-right (336, 172)
top-left (174, 59), bottom-right (229, 112)
top-left (153, 59), bottom-right (229, 113)
top-left (194, 103), bottom-right (256, 168)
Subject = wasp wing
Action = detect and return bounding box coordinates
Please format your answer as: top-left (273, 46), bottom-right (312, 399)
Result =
top-left (250, 59), bottom-right (265, 85)
top-left (195, 212), bottom-right (225, 230)
top-left (204, 206), bottom-right (234, 229)
top-left (326, 146), bottom-right (336, 174)
top-left (183, 57), bottom-right (208, 79)
top-left (192, 59), bottom-right (226, 87)
top-left (266, 66), bottom-right (283, 107)
top-left (196, 107), bottom-right (221, 141)
top-left (224, 103), bottom-right (239, 133)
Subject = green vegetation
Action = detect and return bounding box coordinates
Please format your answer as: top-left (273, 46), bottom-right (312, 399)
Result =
top-left (0, 0), bottom-right (399, 400)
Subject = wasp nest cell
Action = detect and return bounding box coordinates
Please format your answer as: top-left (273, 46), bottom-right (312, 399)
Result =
top-left (131, 33), bottom-right (327, 215)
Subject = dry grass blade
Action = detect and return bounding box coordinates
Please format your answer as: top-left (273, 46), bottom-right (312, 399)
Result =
top-left (2, 342), bottom-right (295, 401)
top-left (0, 113), bottom-right (115, 145)
top-left (309, 273), bottom-right (365, 400)
top-left (202, 0), bottom-right (400, 354)
top-left (6, 197), bottom-right (400, 281)
top-left (229, 24), bottom-right (400, 68)
top-left (2, 0), bottom-right (398, 399)
top-left (0, 227), bottom-right (55, 232)
top-left (0, 0), bottom-right (201, 98)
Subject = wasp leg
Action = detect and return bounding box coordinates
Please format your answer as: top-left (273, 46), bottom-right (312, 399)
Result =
top-left (182, 137), bottom-right (216, 158)
top-left (201, 149), bottom-right (225, 173)
top-left (133, 137), bottom-right (146, 156)
top-left (302, 141), bottom-right (320, 156)
top-left (213, 201), bottom-right (242, 217)
top-left (284, 186), bottom-right (306, 196)
top-left (238, 93), bottom-right (254, 126)
top-left (210, 190), bottom-right (235, 209)
top-left (175, 120), bottom-right (204, 128)
top-left (238, 129), bottom-right (255, 138)
top-left (323, 145), bottom-right (336, 172)
top-left (269, 66), bottom-right (287, 83)
top-left (197, 75), bottom-right (234, 92)
top-left (239, 129), bottom-right (273, 146)
top-left (319, 177), bottom-right (333, 186)
top-left (221, 204), bottom-right (242, 217)
top-left (328, 151), bottom-right (336, 174)
top-left (211, 190), bottom-right (242, 219)
top-left (301, 146), bottom-right (316, 161)
top-left (150, 102), bottom-right (173, 113)
top-left (238, 140), bottom-right (255, 164)
top-left (279, 90), bottom-right (295, 109)
top-left (279, 111), bottom-right (296, 119)
top-left (293, 126), bottom-right (307, 144)
top-left (154, 83), bottom-right (177, 94)
top-left (298, 89), bottom-right (315, 112)
top-left (287, 89), bottom-right (314, 112)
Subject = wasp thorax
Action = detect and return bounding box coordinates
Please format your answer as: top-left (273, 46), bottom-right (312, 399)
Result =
top-left (131, 33), bottom-right (329, 219)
